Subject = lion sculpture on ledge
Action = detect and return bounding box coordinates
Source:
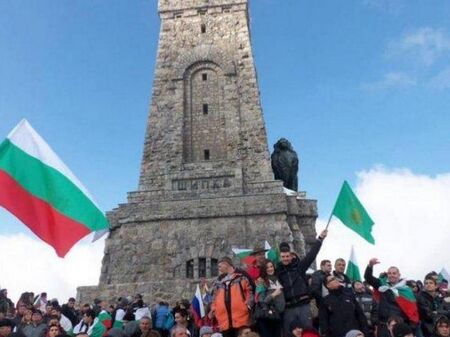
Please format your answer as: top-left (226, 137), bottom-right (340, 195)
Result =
top-left (271, 138), bottom-right (299, 191)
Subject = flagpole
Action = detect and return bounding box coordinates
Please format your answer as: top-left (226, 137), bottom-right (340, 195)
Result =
top-left (325, 213), bottom-right (333, 230)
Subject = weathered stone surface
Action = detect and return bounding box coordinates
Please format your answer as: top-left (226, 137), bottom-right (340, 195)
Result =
top-left (77, 0), bottom-right (317, 304)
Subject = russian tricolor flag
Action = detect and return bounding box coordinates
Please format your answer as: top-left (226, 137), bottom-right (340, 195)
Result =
top-left (191, 284), bottom-right (205, 327)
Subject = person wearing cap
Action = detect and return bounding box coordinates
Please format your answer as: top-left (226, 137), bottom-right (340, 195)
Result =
top-left (20, 310), bottom-right (46, 337)
top-left (432, 316), bottom-right (450, 337)
top-left (199, 326), bottom-right (214, 337)
top-left (211, 256), bottom-right (254, 337)
top-left (392, 322), bottom-right (414, 337)
top-left (245, 244), bottom-right (268, 281)
top-left (319, 274), bottom-right (369, 337)
top-left (276, 229), bottom-right (328, 337)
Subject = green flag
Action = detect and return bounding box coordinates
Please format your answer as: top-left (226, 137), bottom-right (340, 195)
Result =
top-left (332, 181), bottom-right (375, 244)
top-left (346, 245), bottom-right (362, 281)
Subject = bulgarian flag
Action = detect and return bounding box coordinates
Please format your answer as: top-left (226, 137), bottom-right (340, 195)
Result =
top-left (265, 241), bottom-right (280, 264)
top-left (373, 277), bottom-right (419, 324)
top-left (232, 247), bottom-right (255, 265)
top-left (346, 245), bottom-right (361, 282)
top-left (0, 119), bottom-right (109, 257)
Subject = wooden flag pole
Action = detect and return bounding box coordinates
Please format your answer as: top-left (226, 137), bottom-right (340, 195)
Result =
top-left (325, 212), bottom-right (333, 230)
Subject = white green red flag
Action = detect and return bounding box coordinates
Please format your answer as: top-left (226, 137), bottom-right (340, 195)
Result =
top-left (265, 241), bottom-right (280, 264)
top-left (373, 278), bottom-right (419, 324)
top-left (0, 119), bottom-right (109, 257)
top-left (232, 247), bottom-right (254, 265)
top-left (346, 245), bottom-right (361, 282)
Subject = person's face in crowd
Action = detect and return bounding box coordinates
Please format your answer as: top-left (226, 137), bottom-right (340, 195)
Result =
top-left (23, 309), bottom-right (33, 322)
top-left (45, 305), bottom-right (53, 315)
top-left (424, 279), bottom-right (437, 293)
top-left (82, 305), bottom-right (90, 314)
top-left (255, 252), bottom-right (266, 266)
top-left (32, 312), bottom-right (42, 324)
top-left (353, 281), bottom-right (365, 293)
top-left (326, 276), bottom-right (341, 290)
top-left (82, 314), bottom-right (93, 325)
top-left (322, 262), bottom-right (332, 273)
top-left (238, 327), bottom-right (251, 337)
top-left (139, 318), bottom-right (151, 332)
top-left (17, 305), bottom-right (27, 316)
top-left (67, 300), bottom-right (75, 308)
top-left (387, 267), bottom-right (401, 284)
top-left (174, 330), bottom-right (188, 337)
top-left (174, 313), bottom-right (187, 326)
top-left (292, 328), bottom-right (303, 337)
top-left (99, 300), bottom-right (107, 309)
top-left (280, 252), bottom-right (293, 266)
top-left (218, 262), bottom-right (229, 275)
top-left (0, 325), bottom-right (12, 337)
top-left (48, 326), bottom-right (60, 337)
top-left (266, 261), bottom-right (276, 276)
top-left (388, 320), bottom-right (398, 335)
top-left (334, 260), bottom-right (346, 274)
top-left (437, 322), bottom-right (450, 337)
top-left (50, 309), bottom-right (60, 319)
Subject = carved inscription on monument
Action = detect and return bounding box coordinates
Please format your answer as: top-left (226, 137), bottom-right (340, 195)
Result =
top-left (171, 175), bottom-right (234, 191)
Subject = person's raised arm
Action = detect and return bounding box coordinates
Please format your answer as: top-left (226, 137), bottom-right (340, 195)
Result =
top-left (298, 230), bottom-right (328, 271)
top-left (364, 258), bottom-right (381, 289)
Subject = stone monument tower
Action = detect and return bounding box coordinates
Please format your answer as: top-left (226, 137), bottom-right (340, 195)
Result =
top-left (78, 0), bottom-right (318, 303)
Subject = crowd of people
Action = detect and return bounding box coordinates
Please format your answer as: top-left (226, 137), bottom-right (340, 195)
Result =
top-left (0, 229), bottom-right (449, 337)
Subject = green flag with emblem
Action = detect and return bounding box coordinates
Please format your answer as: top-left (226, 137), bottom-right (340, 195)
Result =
top-left (332, 181), bottom-right (375, 244)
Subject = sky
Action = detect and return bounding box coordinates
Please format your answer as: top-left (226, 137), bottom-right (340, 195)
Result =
top-left (1, 0), bottom-right (450, 301)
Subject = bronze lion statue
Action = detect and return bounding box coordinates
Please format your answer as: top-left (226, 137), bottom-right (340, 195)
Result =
top-left (271, 138), bottom-right (299, 191)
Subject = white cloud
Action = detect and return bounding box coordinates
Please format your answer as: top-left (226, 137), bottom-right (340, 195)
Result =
top-left (361, 72), bottom-right (416, 91)
top-left (318, 166), bottom-right (450, 281)
top-left (429, 66), bottom-right (450, 90)
top-left (387, 27), bottom-right (450, 66)
top-left (0, 234), bottom-right (104, 303)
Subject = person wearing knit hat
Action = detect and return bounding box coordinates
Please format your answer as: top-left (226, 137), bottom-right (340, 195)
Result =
top-left (345, 330), bottom-right (364, 337)
top-left (392, 323), bottom-right (414, 337)
top-left (199, 326), bottom-right (214, 337)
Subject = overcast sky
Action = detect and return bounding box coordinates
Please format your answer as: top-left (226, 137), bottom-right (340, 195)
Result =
top-left (1, 0), bottom-right (449, 301)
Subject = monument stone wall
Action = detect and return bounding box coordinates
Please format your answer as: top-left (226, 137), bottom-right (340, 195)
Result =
top-left (77, 0), bottom-right (317, 305)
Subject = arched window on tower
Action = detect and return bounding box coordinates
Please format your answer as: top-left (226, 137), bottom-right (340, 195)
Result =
top-left (183, 62), bottom-right (227, 163)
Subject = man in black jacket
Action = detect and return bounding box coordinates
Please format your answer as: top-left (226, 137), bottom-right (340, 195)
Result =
top-left (277, 229), bottom-right (327, 337)
top-left (319, 274), bottom-right (369, 337)
top-left (333, 259), bottom-right (353, 294)
top-left (310, 260), bottom-right (332, 307)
